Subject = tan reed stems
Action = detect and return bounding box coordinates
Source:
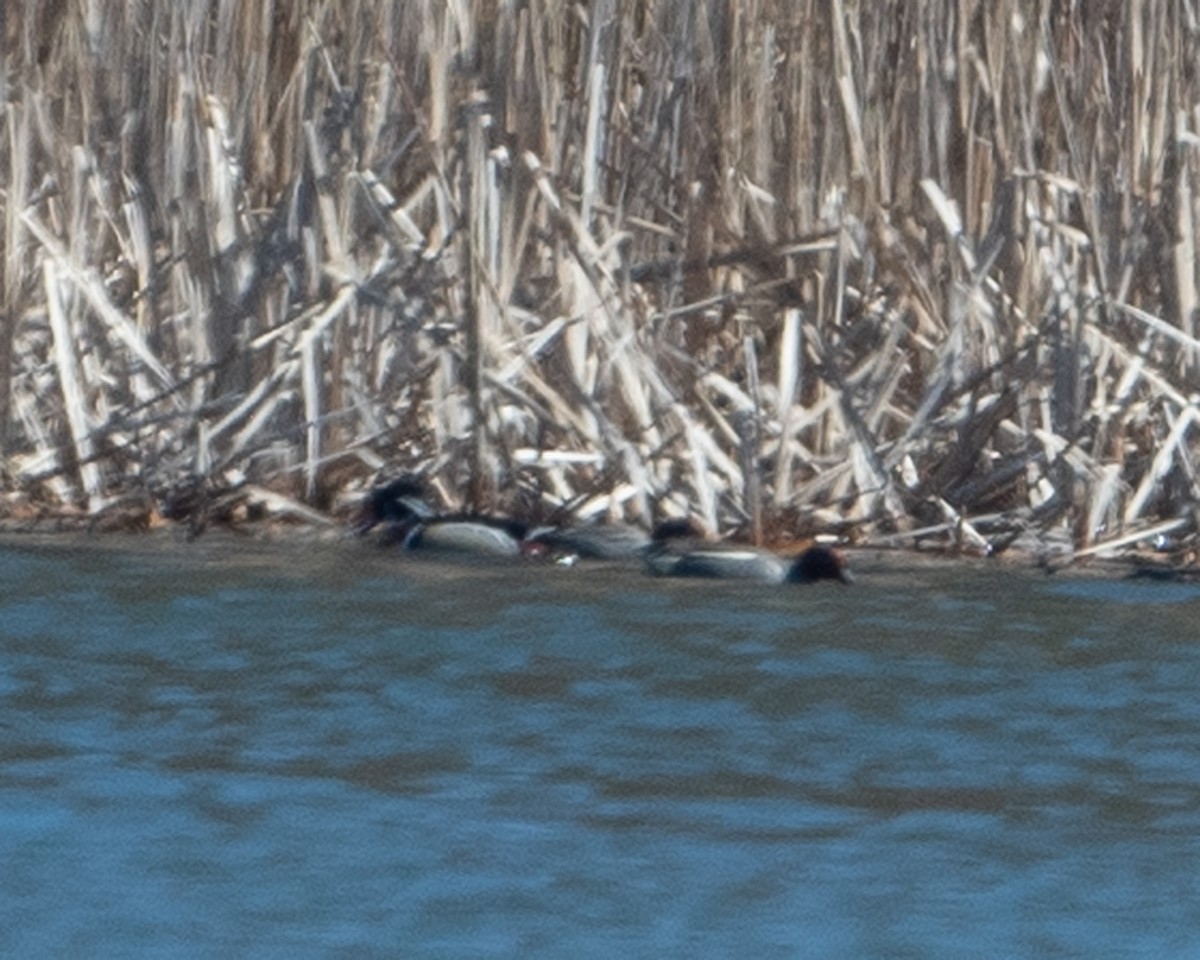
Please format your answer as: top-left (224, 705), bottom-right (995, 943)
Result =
top-left (2, 1), bottom-right (1199, 561)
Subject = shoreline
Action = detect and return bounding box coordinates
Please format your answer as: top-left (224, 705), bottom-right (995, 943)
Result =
top-left (0, 513), bottom-right (1190, 584)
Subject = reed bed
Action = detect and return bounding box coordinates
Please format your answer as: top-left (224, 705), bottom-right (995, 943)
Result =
top-left (3, 0), bottom-right (1200, 561)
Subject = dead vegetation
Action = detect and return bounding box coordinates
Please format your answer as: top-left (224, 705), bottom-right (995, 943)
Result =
top-left (3, 1), bottom-right (1200, 563)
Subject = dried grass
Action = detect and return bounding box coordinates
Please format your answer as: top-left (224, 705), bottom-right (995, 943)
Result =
top-left (3, 1), bottom-right (1200, 559)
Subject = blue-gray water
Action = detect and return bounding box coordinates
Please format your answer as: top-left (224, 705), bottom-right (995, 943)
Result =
top-left (2, 534), bottom-right (1199, 958)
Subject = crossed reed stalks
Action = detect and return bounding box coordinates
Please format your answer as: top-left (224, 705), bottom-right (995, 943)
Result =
top-left (3, 1), bottom-right (1198, 558)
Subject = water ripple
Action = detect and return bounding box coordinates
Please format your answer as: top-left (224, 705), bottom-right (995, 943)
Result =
top-left (1, 538), bottom-right (1199, 957)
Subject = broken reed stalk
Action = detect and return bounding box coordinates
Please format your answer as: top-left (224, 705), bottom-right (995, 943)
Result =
top-left (462, 100), bottom-right (491, 511)
top-left (3, 0), bottom-right (1200, 561)
top-left (44, 260), bottom-right (102, 506)
top-left (742, 335), bottom-right (763, 546)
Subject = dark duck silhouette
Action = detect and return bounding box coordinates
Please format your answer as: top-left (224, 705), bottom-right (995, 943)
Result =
top-left (644, 518), bottom-right (852, 584)
top-left (358, 477), bottom-right (528, 558)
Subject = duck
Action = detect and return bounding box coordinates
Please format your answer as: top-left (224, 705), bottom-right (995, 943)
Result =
top-left (644, 518), bottom-right (852, 584)
top-left (402, 517), bottom-right (527, 558)
top-left (355, 476), bottom-right (433, 533)
top-left (357, 477), bottom-right (528, 558)
top-left (523, 522), bottom-right (651, 561)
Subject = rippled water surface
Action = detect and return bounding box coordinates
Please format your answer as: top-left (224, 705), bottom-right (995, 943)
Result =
top-left (2, 534), bottom-right (1200, 958)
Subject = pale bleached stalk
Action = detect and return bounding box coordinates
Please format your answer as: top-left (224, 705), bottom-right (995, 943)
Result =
top-left (208, 360), bottom-right (299, 449)
top-left (227, 383), bottom-right (302, 464)
top-left (242, 485), bottom-right (336, 525)
top-left (304, 120), bottom-right (349, 276)
top-left (45, 260), bottom-right (103, 507)
top-left (20, 210), bottom-right (177, 396)
top-left (1073, 517), bottom-right (1193, 560)
top-left (464, 103), bottom-right (493, 505)
top-left (301, 336), bottom-right (321, 502)
top-left (1124, 405), bottom-right (1200, 523)
top-left (742, 335), bottom-right (764, 544)
top-left (1084, 463), bottom-right (1125, 548)
top-left (580, 61), bottom-right (606, 229)
top-left (11, 386), bottom-right (74, 502)
top-left (356, 171), bottom-right (426, 247)
top-left (1112, 300), bottom-right (1200, 362)
top-left (684, 417), bottom-right (717, 533)
top-left (829, 0), bottom-right (867, 179)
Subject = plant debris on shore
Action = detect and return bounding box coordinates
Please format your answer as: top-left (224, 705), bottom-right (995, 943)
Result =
top-left (3, 2), bottom-right (1200, 572)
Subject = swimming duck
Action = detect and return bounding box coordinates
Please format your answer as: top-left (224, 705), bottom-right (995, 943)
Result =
top-left (401, 517), bottom-right (526, 557)
top-left (644, 519), bottom-right (852, 584)
top-left (523, 522), bottom-right (651, 561)
top-left (785, 544), bottom-right (854, 584)
top-left (358, 478), bottom-right (527, 558)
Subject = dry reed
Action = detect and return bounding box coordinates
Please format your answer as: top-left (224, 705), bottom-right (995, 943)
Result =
top-left (3, 1), bottom-right (1200, 563)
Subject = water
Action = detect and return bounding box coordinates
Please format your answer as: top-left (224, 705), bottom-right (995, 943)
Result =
top-left (2, 534), bottom-right (1199, 958)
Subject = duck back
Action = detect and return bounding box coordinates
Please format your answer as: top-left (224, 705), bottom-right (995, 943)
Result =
top-left (645, 546), bottom-right (789, 583)
top-left (405, 520), bottom-right (522, 557)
